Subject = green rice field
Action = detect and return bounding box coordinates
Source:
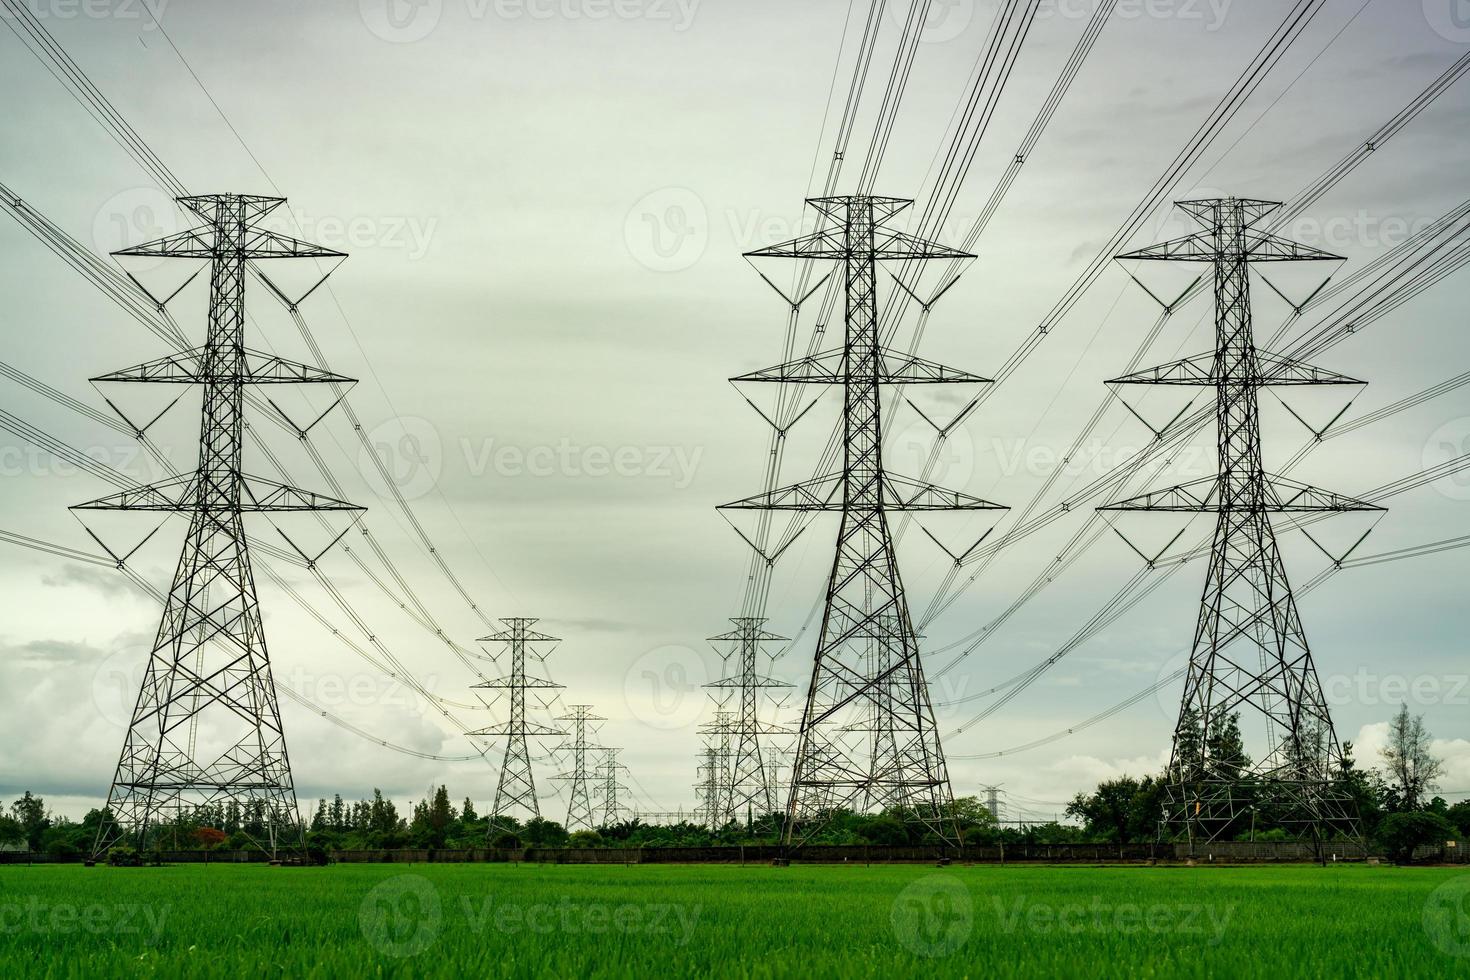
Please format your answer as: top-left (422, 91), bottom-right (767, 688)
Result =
top-left (1, 862), bottom-right (1466, 977)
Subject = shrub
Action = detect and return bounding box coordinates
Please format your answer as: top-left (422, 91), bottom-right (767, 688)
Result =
top-left (106, 845), bottom-right (142, 867)
top-left (1377, 811), bottom-right (1456, 864)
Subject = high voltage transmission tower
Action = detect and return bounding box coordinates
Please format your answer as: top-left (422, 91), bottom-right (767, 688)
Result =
top-left (723, 195), bottom-right (1002, 846)
top-left (553, 705), bottom-right (604, 832)
top-left (696, 707), bottom-right (737, 830)
top-left (594, 747), bottom-right (630, 827)
top-left (1101, 197), bottom-right (1377, 849)
top-left (702, 618), bottom-right (791, 825)
top-left (79, 193), bottom-right (359, 860)
top-left (694, 738), bottom-right (728, 832)
top-left (470, 618), bottom-right (564, 829)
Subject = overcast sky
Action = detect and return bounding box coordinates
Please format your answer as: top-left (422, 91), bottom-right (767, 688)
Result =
top-left (1, 0), bottom-right (1468, 824)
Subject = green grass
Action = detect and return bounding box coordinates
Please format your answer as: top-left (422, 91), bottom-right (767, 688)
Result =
top-left (0, 862), bottom-right (1466, 977)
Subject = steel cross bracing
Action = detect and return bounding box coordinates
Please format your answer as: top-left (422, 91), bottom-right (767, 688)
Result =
top-left (552, 705), bottom-right (605, 832)
top-left (469, 618), bottom-right (565, 830)
top-left (702, 618), bottom-right (792, 825)
top-left (723, 195), bottom-right (1003, 846)
top-left (1101, 197), bottom-right (1379, 848)
top-left (81, 194), bottom-right (360, 860)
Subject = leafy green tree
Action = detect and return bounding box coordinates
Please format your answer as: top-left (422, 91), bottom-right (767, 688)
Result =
top-left (1068, 778), bottom-right (1140, 842)
top-left (1377, 811), bottom-right (1456, 864)
top-left (0, 815), bottom-right (23, 848)
top-left (1067, 776), bottom-right (1166, 843)
top-left (1206, 712), bottom-right (1250, 781)
top-left (1446, 800), bottom-right (1470, 837)
top-left (522, 817), bottom-right (569, 847)
top-left (368, 790), bottom-right (401, 836)
top-left (310, 800), bottom-right (328, 832)
top-left (1171, 708), bottom-right (1204, 782)
top-left (10, 792), bottom-right (48, 851)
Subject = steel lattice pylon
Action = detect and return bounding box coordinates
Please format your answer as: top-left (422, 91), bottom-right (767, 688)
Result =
top-left (553, 705), bottom-right (604, 832)
top-left (702, 617), bottom-right (790, 826)
top-left (1101, 197), bottom-right (1380, 848)
top-left (594, 747), bottom-right (630, 827)
top-left (81, 193), bottom-right (360, 860)
top-left (469, 618), bottom-right (564, 830)
top-left (694, 738), bottom-right (728, 832)
top-left (723, 195), bottom-right (1003, 846)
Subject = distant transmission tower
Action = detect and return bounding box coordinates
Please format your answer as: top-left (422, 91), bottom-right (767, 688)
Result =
top-left (81, 193), bottom-right (358, 860)
top-left (594, 747), bottom-right (630, 827)
top-left (553, 705), bottom-right (604, 831)
top-left (470, 618), bottom-right (564, 830)
top-left (694, 741), bottom-right (728, 831)
top-left (703, 618), bottom-right (791, 825)
top-left (723, 195), bottom-right (1001, 845)
top-left (1101, 197), bottom-right (1376, 847)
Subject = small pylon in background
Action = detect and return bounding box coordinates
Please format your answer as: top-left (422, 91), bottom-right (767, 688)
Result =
top-left (594, 747), bottom-right (630, 827)
top-left (469, 618), bottom-right (564, 831)
top-left (694, 739), bottom-right (729, 832)
top-left (553, 705), bottom-right (605, 831)
top-left (703, 617), bottom-right (791, 826)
